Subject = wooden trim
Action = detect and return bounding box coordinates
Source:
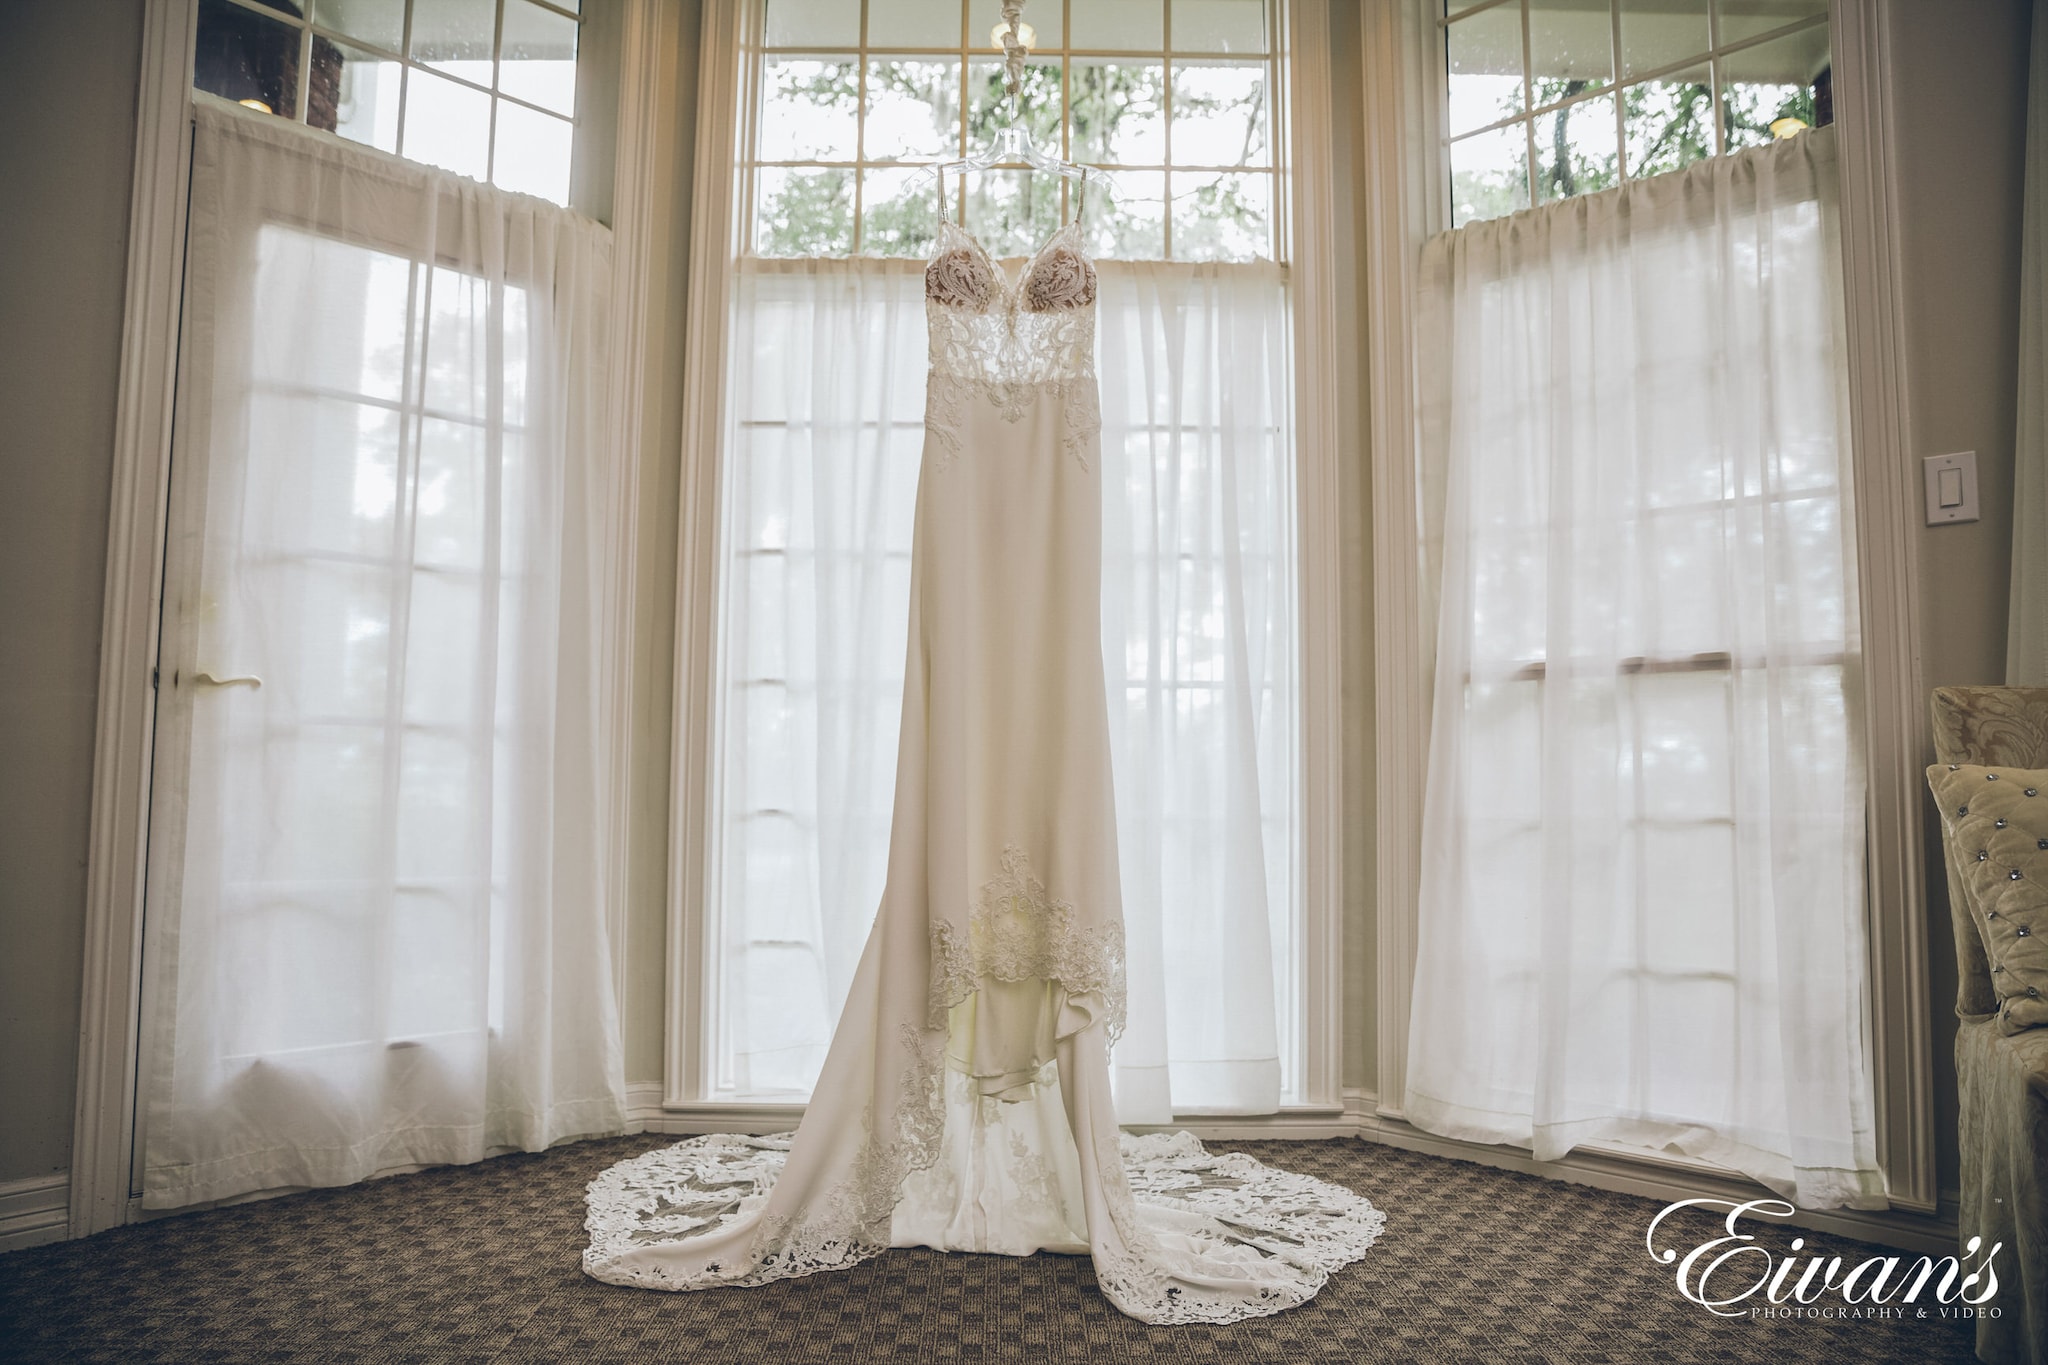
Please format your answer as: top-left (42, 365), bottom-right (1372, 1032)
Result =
top-left (667, 4), bottom-right (1344, 1112)
top-left (663, 0), bottom-right (750, 1108)
top-left (1364, 0), bottom-right (1436, 1123)
top-left (1828, 0), bottom-right (1938, 1215)
top-left (1, 1174), bottom-right (72, 1253)
top-left (600, 0), bottom-right (666, 1044)
top-left (620, 1083), bottom-right (1960, 1259)
top-left (1370, 0), bottom-right (1938, 1213)
top-left (1284, 0), bottom-right (1346, 1111)
top-left (70, 0), bottom-right (199, 1241)
top-left (69, 0), bottom-right (671, 1243)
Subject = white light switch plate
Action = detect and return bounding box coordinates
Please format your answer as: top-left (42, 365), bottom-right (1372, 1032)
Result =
top-left (1924, 451), bottom-right (1981, 526)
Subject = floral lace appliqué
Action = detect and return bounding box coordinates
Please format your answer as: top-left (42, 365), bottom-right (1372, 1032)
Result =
top-left (928, 843), bottom-right (1128, 1043)
top-left (582, 1124), bottom-right (1386, 1325)
top-left (581, 1022), bottom-right (946, 1293)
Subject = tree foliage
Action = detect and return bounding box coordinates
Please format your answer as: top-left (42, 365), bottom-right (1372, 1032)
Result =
top-left (754, 58), bottom-right (1270, 260)
top-left (1451, 72), bottom-right (1823, 227)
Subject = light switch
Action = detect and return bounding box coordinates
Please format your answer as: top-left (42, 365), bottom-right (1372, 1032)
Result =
top-left (1925, 451), bottom-right (1981, 526)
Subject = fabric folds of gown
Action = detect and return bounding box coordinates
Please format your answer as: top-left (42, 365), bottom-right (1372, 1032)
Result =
top-left (581, 214), bottom-right (1385, 1324)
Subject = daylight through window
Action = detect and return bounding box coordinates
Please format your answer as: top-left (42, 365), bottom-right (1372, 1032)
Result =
top-left (753, 0), bottom-right (1276, 260)
top-left (1440, 0), bottom-right (1831, 227)
top-left (193, 0), bottom-right (581, 204)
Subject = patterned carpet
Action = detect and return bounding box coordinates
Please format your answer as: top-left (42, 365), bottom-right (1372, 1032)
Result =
top-left (0, 1134), bottom-right (1980, 1364)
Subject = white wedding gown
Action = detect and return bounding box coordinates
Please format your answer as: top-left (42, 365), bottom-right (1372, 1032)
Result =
top-left (582, 195), bottom-right (1385, 1323)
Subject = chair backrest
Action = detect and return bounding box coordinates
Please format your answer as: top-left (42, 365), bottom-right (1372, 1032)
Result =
top-left (1929, 686), bottom-right (2048, 1019)
top-left (1931, 686), bottom-right (2048, 767)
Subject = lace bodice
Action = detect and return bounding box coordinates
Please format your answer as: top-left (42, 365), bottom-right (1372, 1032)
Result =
top-left (925, 219), bottom-right (1096, 387)
top-left (923, 217), bottom-right (1101, 468)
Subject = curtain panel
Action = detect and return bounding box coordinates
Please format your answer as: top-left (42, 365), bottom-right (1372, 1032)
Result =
top-left (712, 255), bottom-right (1297, 1118)
top-left (141, 101), bottom-right (628, 1208)
top-left (1407, 129), bottom-right (1885, 1209)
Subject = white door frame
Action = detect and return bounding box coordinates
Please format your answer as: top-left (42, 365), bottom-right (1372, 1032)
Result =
top-left (69, 0), bottom-right (671, 1238)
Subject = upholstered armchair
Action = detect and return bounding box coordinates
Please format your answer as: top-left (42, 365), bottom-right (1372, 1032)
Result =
top-left (1930, 686), bottom-right (2048, 1364)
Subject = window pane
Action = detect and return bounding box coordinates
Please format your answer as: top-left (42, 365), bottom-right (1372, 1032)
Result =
top-left (1618, 0), bottom-right (1707, 79)
top-left (1715, 0), bottom-right (1825, 46)
top-left (760, 58), bottom-right (860, 161)
top-left (1072, 0), bottom-right (1164, 51)
top-left (1530, 0), bottom-right (1611, 98)
top-left (195, 0), bottom-right (301, 118)
top-left (318, 0), bottom-right (406, 53)
top-left (961, 168), bottom-right (1062, 258)
top-left (862, 165), bottom-right (939, 257)
top-left (327, 40), bottom-right (403, 152)
top-left (501, 0), bottom-right (579, 116)
top-left (1173, 0), bottom-right (1268, 54)
top-left (1072, 61), bottom-right (1166, 164)
top-left (494, 101), bottom-right (573, 203)
top-left (410, 0), bottom-right (498, 81)
top-left (864, 59), bottom-right (960, 161)
top-left (1088, 168), bottom-right (1166, 258)
top-left (1719, 26), bottom-right (1828, 149)
top-left (1170, 61), bottom-right (1269, 168)
top-left (1623, 64), bottom-right (1711, 178)
top-left (1172, 169), bottom-right (1269, 261)
top-left (1533, 92), bottom-right (1617, 203)
top-left (1446, 1), bottom-right (1525, 136)
top-left (967, 57), bottom-right (1062, 152)
top-left (756, 167), bottom-right (855, 255)
top-left (766, 0), bottom-right (860, 47)
top-left (869, 0), bottom-right (962, 48)
top-left (1449, 122), bottom-right (1528, 227)
top-left (402, 67), bottom-right (493, 181)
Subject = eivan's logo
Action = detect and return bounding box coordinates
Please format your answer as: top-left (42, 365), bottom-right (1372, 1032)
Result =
top-left (1646, 1198), bottom-right (2003, 1320)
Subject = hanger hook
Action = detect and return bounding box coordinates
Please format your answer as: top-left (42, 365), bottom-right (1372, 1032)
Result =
top-left (1000, 0), bottom-right (1028, 107)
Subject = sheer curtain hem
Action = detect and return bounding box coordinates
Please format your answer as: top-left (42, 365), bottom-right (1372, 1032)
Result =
top-left (1404, 1091), bottom-right (1887, 1211)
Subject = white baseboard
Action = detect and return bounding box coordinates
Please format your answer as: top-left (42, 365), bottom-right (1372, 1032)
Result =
top-left (0, 1173), bottom-right (71, 1252)
top-left (28, 1084), bottom-right (1958, 1264)
top-left (626, 1083), bottom-right (1961, 1259)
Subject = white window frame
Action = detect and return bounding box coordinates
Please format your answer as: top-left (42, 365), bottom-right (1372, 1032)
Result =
top-left (1364, 0), bottom-right (1939, 1231)
top-left (70, 0), bottom-right (663, 1237)
top-left (194, 0), bottom-right (584, 200)
top-left (741, 2), bottom-right (1285, 261)
top-left (1435, 0), bottom-right (1833, 225)
top-left (658, 0), bottom-right (1348, 1131)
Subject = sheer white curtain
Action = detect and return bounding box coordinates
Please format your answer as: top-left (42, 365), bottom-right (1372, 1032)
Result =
top-left (713, 255), bottom-right (1297, 1116)
top-left (1407, 129), bottom-right (1885, 1209)
top-left (141, 102), bottom-right (627, 1209)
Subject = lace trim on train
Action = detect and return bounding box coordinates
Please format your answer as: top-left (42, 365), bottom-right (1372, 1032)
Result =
top-left (1084, 1129), bottom-right (1387, 1324)
top-left (581, 1021), bottom-right (945, 1291)
top-left (928, 843), bottom-right (1128, 1043)
top-left (581, 1128), bottom-right (1387, 1325)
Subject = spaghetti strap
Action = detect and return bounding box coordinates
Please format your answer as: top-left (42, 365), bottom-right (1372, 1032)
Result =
top-left (937, 165), bottom-right (949, 229)
top-left (1075, 168), bottom-right (1088, 225)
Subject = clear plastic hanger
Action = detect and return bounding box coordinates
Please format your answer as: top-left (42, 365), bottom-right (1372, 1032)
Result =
top-left (926, 3), bottom-right (1118, 222)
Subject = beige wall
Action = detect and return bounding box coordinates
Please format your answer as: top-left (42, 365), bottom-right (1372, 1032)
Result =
top-left (0, 1), bottom-right (146, 1184)
top-left (1888, 0), bottom-right (2032, 1195)
top-left (1329, 1), bottom-right (1378, 1096)
top-left (622, 0), bottom-right (703, 1087)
